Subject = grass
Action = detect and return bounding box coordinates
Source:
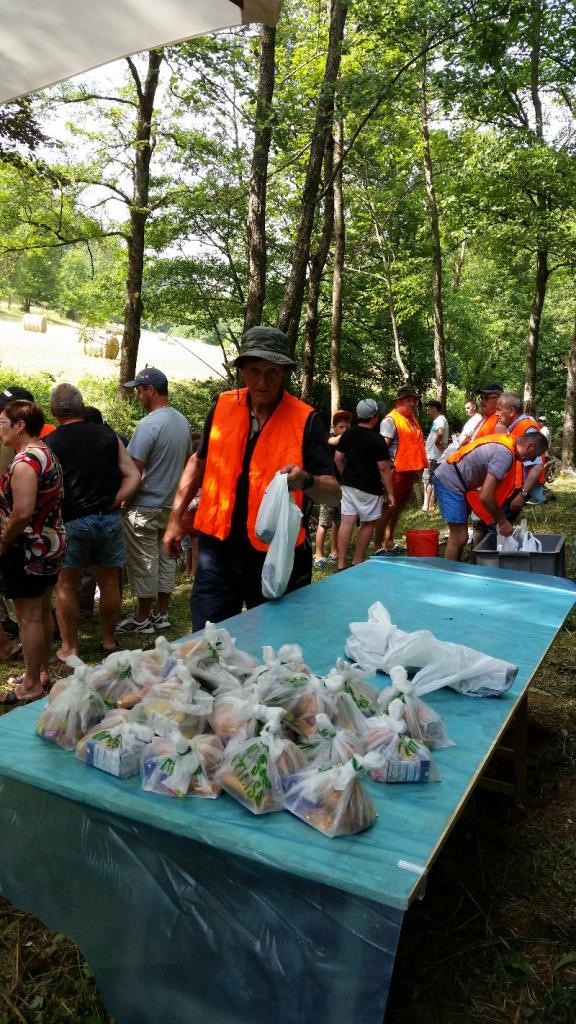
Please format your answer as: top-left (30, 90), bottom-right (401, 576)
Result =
top-left (1, 481), bottom-right (576, 1023)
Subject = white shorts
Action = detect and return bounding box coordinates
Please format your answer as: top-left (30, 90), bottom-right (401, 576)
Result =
top-left (340, 486), bottom-right (382, 523)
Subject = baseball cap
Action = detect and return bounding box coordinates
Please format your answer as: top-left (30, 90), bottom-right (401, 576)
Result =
top-left (537, 415), bottom-right (547, 422)
top-left (124, 367), bottom-right (168, 390)
top-left (332, 409), bottom-right (353, 424)
top-left (395, 385), bottom-right (420, 400)
top-left (0, 385), bottom-right (34, 409)
top-left (356, 398), bottom-right (379, 420)
top-left (234, 326), bottom-right (296, 368)
top-left (476, 383), bottom-right (502, 395)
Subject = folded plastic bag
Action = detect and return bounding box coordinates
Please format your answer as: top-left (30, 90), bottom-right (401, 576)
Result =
top-left (283, 752), bottom-right (384, 837)
top-left (363, 698), bottom-right (440, 782)
top-left (376, 667), bottom-right (454, 749)
top-left (217, 711), bottom-right (306, 814)
top-left (141, 730), bottom-right (224, 798)
top-left (76, 714), bottom-right (154, 777)
top-left (346, 601), bottom-right (517, 697)
top-left (256, 471), bottom-right (302, 600)
top-left (299, 713), bottom-right (363, 766)
top-left (37, 661), bottom-right (107, 749)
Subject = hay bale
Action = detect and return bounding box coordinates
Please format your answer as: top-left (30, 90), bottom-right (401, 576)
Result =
top-left (104, 335), bottom-right (119, 360)
top-left (81, 329), bottom-right (120, 360)
top-left (22, 314), bottom-right (47, 333)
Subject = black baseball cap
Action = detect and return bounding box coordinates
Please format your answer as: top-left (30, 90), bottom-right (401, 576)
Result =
top-left (0, 385), bottom-right (34, 409)
top-left (476, 383), bottom-right (502, 396)
top-left (124, 368), bottom-right (168, 390)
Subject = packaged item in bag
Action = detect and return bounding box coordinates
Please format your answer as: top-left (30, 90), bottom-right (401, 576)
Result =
top-left (174, 622), bottom-right (258, 691)
top-left (209, 690), bottom-right (280, 743)
top-left (299, 713), bottom-right (363, 766)
top-left (217, 712), bottom-right (306, 814)
top-left (90, 650), bottom-right (149, 709)
top-left (249, 644), bottom-right (312, 709)
top-left (363, 699), bottom-right (439, 783)
top-left (37, 662), bottom-right (107, 749)
top-left (76, 715), bottom-right (154, 778)
top-left (376, 666), bottom-right (453, 749)
top-left (282, 674), bottom-right (329, 737)
top-left (323, 658), bottom-right (379, 717)
top-left (130, 662), bottom-right (213, 738)
top-left (283, 752), bottom-right (384, 837)
top-left (141, 730), bottom-right (224, 798)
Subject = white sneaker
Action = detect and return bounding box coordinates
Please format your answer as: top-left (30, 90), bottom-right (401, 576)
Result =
top-left (150, 612), bottom-right (171, 630)
top-left (117, 615), bottom-right (155, 635)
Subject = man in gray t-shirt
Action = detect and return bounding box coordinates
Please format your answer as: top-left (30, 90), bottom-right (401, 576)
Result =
top-left (118, 367), bottom-right (192, 634)
top-left (433, 433), bottom-right (548, 561)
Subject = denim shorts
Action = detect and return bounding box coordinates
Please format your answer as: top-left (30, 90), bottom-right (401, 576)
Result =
top-left (433, 476), bottom-right (469, 524)
top-left (63, 511), bottom-right (125, 569)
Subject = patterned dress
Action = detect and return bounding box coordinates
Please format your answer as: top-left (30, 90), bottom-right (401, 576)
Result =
top-left (0, 444), bottom-right (66, 576)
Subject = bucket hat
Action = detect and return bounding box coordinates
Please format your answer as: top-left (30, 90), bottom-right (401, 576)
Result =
top-left (234, 326), bottom-right (295, 368)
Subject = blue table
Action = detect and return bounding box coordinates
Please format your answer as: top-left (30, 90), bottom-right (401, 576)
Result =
top-left (0, 558), bottom-right (574, 1024)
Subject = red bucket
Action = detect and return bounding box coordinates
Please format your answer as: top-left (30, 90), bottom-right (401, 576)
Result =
top-left (405, 529), bottom-right (439, 557)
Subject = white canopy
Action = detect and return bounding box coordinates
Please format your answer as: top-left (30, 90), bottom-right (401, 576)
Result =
top-left (0, 0), bottom-right (283, 104)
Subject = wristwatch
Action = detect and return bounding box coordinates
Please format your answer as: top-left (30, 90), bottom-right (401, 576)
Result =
top-left (302, 472), bottom-right (315, 491)
top-left (520, 488), bottom-right (529, 498)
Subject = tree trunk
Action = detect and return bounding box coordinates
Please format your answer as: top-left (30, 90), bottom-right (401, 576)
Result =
top-left (420, 62), bottom-right (447, 410)
top-left (277, 0), bottom-right (347, 355)
top-left (330, 109), bottom-right (344, 415)
top-left (453, 238), bottom-right (467, 291)
top-left (523, 247), bottom-right (549, 414)
top-left (561, 310), bottom-right (576, 468)
top-left (244, 25), bottom-right (276, 332)
top-left (119, 50), bottom-right (163, 389)
top-left (300, 133), bottom-right (335, 403)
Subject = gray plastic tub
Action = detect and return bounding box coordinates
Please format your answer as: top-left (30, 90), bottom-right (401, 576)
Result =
top-left (473, 532), bottom-right (566, 577)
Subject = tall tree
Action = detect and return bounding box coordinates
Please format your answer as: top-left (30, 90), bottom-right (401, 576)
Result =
top-left (330, 106), bottom-right (345, 413)
top-left (420, 53), bottom-right (446, 408)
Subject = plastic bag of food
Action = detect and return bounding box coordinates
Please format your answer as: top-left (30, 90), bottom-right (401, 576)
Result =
top-left (363, 699), bottom-right (440, 782)
top-left (323, 658), bottom-right (379, 717)
top-left (299, 713), bottom-right (363, 766)
top-left (283, 752), bottom-right (384, 837)
top-left (141, 730), bottom-right (224, 798)
top-left (37, 662), bottom-right (107, 749)
top-left (209, 690), bottom-right (283, 743)
top-left (75, 714), bottom-right (154, 778)
top-left (281, 674), bottom-right (330, 737)
top-left (256, 472), bottom-right (302, 600)
top-left (89, 650), bottom-right (149, 709)
top-left (176, 622), bottom-right (258, 692)
top-left (217, 711), bottom-right (306, 814)
top-left (376, 666), bottom-right (453, 748)
top-left (249, 644), bottom-right (312, 709)
top-left (130, 662), bottom-right (213, 738)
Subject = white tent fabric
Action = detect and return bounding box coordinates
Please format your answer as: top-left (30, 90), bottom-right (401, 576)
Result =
top-left (0, 0), bottom-right (283, 104)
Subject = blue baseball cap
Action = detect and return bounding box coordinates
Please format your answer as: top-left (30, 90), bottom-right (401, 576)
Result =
top-left (124, 367), bottom-right (168, 390)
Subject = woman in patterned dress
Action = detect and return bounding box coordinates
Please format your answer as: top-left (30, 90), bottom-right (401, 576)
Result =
top-left (0, 400), bottom-right (66, 703)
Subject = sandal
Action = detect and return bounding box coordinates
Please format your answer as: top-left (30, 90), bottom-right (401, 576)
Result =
top-left (0, 683), bottom-right (44, 706)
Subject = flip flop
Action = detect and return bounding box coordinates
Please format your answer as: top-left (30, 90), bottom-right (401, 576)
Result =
top-left (373, 545), bottom-right (403, 556)
top-left (0, 684), bottom-right (44, 706)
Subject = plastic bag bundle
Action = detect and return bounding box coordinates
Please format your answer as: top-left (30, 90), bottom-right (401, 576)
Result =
top-left (299, 713), bottom-right (363, 766)
top-left (510, 517), bottom-right (542, 552)
top-left (283, 752), bottom-right (384, 837)
top-left (322, 658), bottom-right (379, 718)
top-left (209, 691), bottom-right (283, 743)
top-left (255, 471), bottom-right (302, 600)
top-left (346, 601), bottom-right (517, 697)
top-left (249, 644), bottom-right (312, 709)
top-left (376, 666), bottom-right (453, 749)
top-left (363, 699), bottom-right (440, 783)
top-left (141, 730), bottom-right (224, 798)
top-left (75, 713), bottom-right (154, 778)
top-left (130, 665), bottom-right (214, 739)
top-left (89, 650), bottom-right (151, 709)
top-left (217, 711), bottom-right (306, 815)
top-left (176, 622), bottom-right (258, 693)
top-left (37, 661), bottom-right (107, 749)
top-left (280, 674), bottom-right (329, 737)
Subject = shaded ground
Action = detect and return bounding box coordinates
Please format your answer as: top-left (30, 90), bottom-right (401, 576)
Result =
top-left (1, 480), bottom-right (575, 1023)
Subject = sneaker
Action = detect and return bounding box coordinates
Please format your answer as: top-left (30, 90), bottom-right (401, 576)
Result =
top-left (314, 558), bottom-right (327, 568)
top-left (150, 612), bottom-right (171, 630)
top-left (116, 615), bottom-right (155, 635)
top-left (327, 554), bottom-right (338, 564)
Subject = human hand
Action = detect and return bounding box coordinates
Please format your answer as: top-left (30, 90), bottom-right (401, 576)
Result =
top-left (279, 464), bottom-right (308, 492)
top-left (497, 518), bottom-right (514, 537)
top-left (386, 494), bottom-right (396, 509)
top-left (163, 523), bottom-right (183, 559)
top-left (509, 493), bottom-right (526, 513)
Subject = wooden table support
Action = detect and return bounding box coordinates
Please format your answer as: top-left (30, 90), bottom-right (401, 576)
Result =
top-left (480, 692), bottom-right (528, 806)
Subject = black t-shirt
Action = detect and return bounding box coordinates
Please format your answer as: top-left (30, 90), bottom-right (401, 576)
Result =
top-left (47, 421), bottom-right (122, 522)
top-left (197, 393), bottom-right (335, 549)
top-left (337, 425), bottom-right (390, 495)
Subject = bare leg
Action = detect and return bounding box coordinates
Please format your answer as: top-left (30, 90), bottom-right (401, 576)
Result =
top-left (314, 524), bottom-right (327, 561)
top-left (94, 565), bottom-right (122, 649)
top-left (156, 592), bottom-right (171, 615)
top-left (0, 619), bottom-right (19, 660)
top-left (41, 588), bottom-right (54, 682)
top-left (383, 505), bottom-right (401, 549)
top-left (136, 597), bottom-right (154, 621)
top-left (337, 515), bottom-right (357, 570)
top-left (12, 595), bottom-right (47, 699)
top-left (352, 521), bottom-right (376, 565)
top-left (422, 482), bottom-right (435, 511)
top-left (445, 523), bottom-right (469, 561)
top-left (55, 567), bottom-right (82, 660)
top-left (330, 524), bottom-right (339, 558)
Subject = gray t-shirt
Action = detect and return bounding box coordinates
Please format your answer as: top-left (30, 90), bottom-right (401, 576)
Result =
top-left (128, 406), bottom-right (192, 507)
top-left (380, 416), bottom-right (398, 463)
top-left (425, 414), bottom-right (449, 462)
top-left (434, 442), bottom-right (513, 494)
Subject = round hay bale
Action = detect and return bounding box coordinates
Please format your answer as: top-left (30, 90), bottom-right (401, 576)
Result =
top-left (104, 335), bottom-right (119, 360)
top-left (22, 314), bottom-right (47, 333)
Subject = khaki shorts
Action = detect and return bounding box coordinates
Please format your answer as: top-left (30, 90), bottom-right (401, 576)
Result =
top-left (318, 503), bottom-right (341, 529)
top-left (123, 506), bottom-right (175, 599)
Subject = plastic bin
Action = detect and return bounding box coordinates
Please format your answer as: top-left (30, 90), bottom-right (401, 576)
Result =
top-left (406, 530), bottom-right (439, 556)
top-left (473, 533), bottom-right (566, 577)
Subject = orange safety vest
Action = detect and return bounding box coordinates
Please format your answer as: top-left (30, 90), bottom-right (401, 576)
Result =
top-left (471, 411), bottom-right (501, 440)
top-left (194, 388), bottom-right (313, 551)
top-left (386, 408), bottom-right (428, 471)
top-left (448, 433), bottom-right (517, 524)
top-left (508, 415), bottom-right (546, 487)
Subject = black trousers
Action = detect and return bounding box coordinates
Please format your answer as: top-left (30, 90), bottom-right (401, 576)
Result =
top-left (190, 533), bottom-right (312, 633)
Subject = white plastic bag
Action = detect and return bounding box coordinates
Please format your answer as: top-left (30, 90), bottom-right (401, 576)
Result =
top-left (256, 472), bottom-right (302, 600)
top-left (283, 752), bottom-right (384, 837)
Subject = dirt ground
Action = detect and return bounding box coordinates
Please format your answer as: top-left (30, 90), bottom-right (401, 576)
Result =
top-left (0, 310), bottom-right (226, 384)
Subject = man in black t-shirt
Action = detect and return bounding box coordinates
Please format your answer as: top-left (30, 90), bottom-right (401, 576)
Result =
top-left (47, 384), bottom-right (140, 658)
top-left (334, 399), bottom-right (395, 570)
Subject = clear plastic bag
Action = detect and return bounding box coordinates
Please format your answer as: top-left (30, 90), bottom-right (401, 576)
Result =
top-left (141, 730), bottom-right (224, 798)
top-left (283, 753), bottom-right (384, 837)
top-left (376, 666), bottom-right (454, 749)
top-left (323, 659), bottom-right (379, 718)
top-left (130, 664), bottom-right (213, 739)
top-left (217, 713), bottom-right (306, 814)
top-left (299, 713), bottom-right (363, 766)
top-left (256, 471), bottom-right (302, 600)
top-left (37, 662), bottom-right (107, 749)
top-left (363, 699), bottom-right (440, 783)
top-left (75, 713), bottom-right (154, 778)
top-left (176, 622), bottom-right (258, 692)
top-left (249, 644), bottom-right (312, 710)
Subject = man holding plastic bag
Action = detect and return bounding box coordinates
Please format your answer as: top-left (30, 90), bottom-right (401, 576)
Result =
top-left (163, 327), bottom-right (340, 629)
